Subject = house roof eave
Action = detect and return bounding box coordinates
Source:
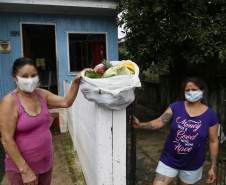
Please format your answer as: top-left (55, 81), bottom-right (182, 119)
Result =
top-left (0, 0), bottom-right (119, 16)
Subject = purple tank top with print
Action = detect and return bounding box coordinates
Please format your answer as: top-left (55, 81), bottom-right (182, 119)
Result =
top-left (5, 90), bottom-right (54, 174)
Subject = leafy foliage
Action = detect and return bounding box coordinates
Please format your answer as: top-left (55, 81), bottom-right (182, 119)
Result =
top-left (117, 0), bottom-right (226, 74)
top-left (118, 42), bottom-right (134, 61)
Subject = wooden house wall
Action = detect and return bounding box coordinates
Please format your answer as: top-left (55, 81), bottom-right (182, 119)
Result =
top-left (0, 11), bottom-right (118, 100)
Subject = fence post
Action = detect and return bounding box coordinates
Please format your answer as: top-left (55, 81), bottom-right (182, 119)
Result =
top-left (127, 97), bottom-right (137, 185)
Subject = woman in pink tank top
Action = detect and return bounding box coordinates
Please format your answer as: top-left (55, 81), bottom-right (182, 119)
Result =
top-left (0, 58), bottom-right (93, 185)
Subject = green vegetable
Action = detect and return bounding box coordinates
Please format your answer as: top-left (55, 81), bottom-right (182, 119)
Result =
top-left (102, 65), bottom-right (133, 78)
top-left (85, 71), bottom-right (101, 78)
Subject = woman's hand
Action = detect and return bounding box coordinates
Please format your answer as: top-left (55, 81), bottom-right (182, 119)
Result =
top-left (21, 168), bottom-right (38, 185)
top-left (206, 167), bottom-right (217, 184)
top-left (73, 68), bottom-right (94, 84)
top-left (129, 115), bottom-right (142, 128)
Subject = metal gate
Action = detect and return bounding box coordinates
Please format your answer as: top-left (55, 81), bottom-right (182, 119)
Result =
top-left (217, 130), bottom-right (226, 185)
top-left (217, 92), bottom-right (226, 185)
top-left (126, 98), bottom-right (137, 185)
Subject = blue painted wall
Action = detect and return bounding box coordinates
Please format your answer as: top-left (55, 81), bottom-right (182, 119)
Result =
top-left (0, 11), bottom-right (118, 100)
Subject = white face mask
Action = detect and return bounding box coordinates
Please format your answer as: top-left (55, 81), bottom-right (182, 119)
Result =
top-left (16, 75), bottom-right (39, 93)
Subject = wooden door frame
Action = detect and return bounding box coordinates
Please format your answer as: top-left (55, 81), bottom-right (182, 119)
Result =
top-left (20, 22), bottom-right (60, 95)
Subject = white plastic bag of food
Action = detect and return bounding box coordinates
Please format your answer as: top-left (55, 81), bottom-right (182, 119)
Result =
top-left (80, 60), bottom-right (141, 110)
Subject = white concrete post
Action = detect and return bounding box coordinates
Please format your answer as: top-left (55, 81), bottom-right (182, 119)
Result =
top-left (59, 108), bottom-right (68, 133)
top-left (59, 80), bottom-right (69, 133)
top-left (64, 81), bottom-right (127, 185)
top-left (96, 106), bottom-right (113, 184)
top-left (112, 109), bottom-right (127, 185)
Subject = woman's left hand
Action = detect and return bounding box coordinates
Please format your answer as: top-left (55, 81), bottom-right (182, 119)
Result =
top-left (206, 167), bottom-right (217, 184)
top-left (73, 68), bottom-right (94, 84)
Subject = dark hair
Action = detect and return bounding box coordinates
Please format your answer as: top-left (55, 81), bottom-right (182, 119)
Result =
top-left (12, 57), bottom-right (37, 75)
top-left (182, 77), bottom-right (205, 91)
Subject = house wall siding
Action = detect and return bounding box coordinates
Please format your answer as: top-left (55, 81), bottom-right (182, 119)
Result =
top-left (0, 11), bottom-right (118, 100)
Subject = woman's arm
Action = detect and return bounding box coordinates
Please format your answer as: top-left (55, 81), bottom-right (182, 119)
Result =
top-left (206, 123), bottom-right (219, 184)
top-left (37, 68), bottom-right (93, 108)
top-left (0, 94), bottom-right (37, 185)
top-left (131, 106), bottom-right (173, 130)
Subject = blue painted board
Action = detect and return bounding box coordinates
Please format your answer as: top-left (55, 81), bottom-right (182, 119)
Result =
top-left (0, 11), bottom-right (118, 100)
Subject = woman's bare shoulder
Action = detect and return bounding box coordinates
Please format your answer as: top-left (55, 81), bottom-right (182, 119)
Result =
top-left (35, 88), bottom-right (50, 102)
top-left (35, 88), bottom-right (49, 96)
top-left (0, 93), bottom-right (18, 132)
top-left (0, 93), bottom-right (17, 115)
top-left (0, 93), bottom-right (16, 105)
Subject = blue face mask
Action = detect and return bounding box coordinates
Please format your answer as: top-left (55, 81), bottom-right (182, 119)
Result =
top-left (185, 90), bottom-right (203, 102)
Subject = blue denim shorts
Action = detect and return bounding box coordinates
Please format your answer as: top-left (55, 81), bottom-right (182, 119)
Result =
top-left (156, 161), bottom-right (203, 184)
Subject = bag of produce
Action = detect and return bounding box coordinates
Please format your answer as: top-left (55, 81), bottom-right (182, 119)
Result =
top-left (80, 60), bottom-right (141, 110)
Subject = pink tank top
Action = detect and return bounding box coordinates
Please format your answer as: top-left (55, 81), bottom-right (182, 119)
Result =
top-left (5, 90), bottom-right (54, 174)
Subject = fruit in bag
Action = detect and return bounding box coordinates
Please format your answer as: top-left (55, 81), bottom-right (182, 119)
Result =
top-left (95, 66), bottom-right (106, 75)
top-left (102, 65), bottom-right (133, 78)
top-left (124, 62), bottom-right (135, 73)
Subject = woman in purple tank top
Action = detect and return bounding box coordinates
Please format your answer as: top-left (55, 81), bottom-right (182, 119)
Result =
top-left (0, 58), bottom-right (93, 185)
top-left (130, 77), bottom-right (219, 185)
